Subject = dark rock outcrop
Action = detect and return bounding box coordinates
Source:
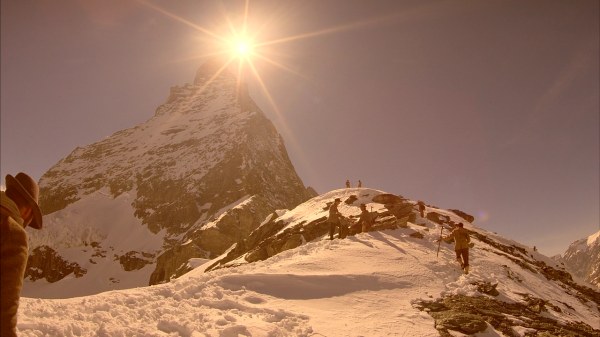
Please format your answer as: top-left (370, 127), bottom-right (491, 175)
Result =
top-left (118, 251), bottom-right (155, 271)
top-left (449, 209), bottom-right (475, 223)
top-left (25, 246), bottom-right (86, 282)
top-left (413, 295), bottom-right (599, 337)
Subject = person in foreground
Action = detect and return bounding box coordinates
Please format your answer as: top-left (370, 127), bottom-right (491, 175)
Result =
top-left (439, 222), bottom-right (471, 274)
top-left (1, 172), bottom-right (43, 337)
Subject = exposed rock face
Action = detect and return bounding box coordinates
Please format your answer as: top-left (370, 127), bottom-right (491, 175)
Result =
top-left (207, 191), bottom-right (419, 271)
top-left (118, 251), bottom-right (155, 272)
top-left (28, 60), bottom-right (315, 291)
top-left (413, 294), bottom-right (598, 337)
top-left (25, 246), bottom-right (86, 282)
top-left (449, 209), bottom-right (475, 223)
top-left (556, 231), bottom-right (600, 288)
top-left (150, 195), bottom-right (277, 284)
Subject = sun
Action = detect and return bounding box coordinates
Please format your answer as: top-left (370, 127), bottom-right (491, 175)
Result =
top-left (231, 38), bottom-right (254, 59)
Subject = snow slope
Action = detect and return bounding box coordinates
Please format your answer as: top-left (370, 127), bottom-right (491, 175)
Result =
top-left (17, 189), bottom-right (599, 336)
top-left (23, 188), bottom-right (165, 298)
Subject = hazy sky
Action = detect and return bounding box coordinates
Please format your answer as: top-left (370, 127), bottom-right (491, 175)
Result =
top-left (1, 0), bottom-right (598, 256)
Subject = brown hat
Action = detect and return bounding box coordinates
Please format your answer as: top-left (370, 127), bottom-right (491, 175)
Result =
top-left (5, 173), bottom-right (43, 229)
top-left (334, 198), bottom-right (341, 202)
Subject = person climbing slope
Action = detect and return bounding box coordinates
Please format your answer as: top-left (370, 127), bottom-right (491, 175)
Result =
top-left (437, 222), bottom-right (471, 274)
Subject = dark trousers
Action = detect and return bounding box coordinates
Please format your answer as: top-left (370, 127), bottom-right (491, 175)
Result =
top-left (455, 248), bottom-right (469, 267)
top-left (329, 221), bottom-right (341, 239)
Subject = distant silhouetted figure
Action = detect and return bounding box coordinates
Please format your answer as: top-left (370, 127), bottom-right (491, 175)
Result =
top-left (417, 201), bottom-right (426, 218)
top-left (358, 180), bottom-right (362, 188)
top-left (345, 179), bottom-right (350, 188)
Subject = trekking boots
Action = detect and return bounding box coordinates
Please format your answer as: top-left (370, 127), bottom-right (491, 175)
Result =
top-left (457, 258), bottom-right (469, 274)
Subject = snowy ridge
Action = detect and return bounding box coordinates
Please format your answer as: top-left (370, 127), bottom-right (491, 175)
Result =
top-left (588, 230), bottom-right (600, 246)
top-left (27, 188), bottom-right (165, 252)
top-left (18, 189), bottom-right (599, 336)
top-left (23, 188), bottom-right (166, 298)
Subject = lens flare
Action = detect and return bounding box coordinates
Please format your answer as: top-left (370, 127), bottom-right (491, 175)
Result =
top-left (232, 39), bottom-right (253, 58)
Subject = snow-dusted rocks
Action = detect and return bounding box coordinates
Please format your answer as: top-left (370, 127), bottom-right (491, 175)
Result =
top-left (25, 60), bottom-right (314, 296)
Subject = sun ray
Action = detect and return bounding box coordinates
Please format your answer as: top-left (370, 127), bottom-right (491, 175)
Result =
top-left (242, 0), bottom-right (250, 35)
top-left (255, 8), bottom-right (422, 48)
top-left (196, 56), bottom-right (236, 94)
top-left (136, 0), bottom-right (227, 43)
top-left (168, 50), bottom-right (231, 65)
top-left (253, 53), bottom-right (308, 80)
top-left (246, 60), bottom-right (306, 179)
top-left (236, 58), bottom-right (245, 99)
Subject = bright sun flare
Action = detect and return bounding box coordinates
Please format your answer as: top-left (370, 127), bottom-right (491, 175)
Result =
top-left (234, 40), bottom-right (252, 57)
top-left (136, 0), bottom-right (393, 179)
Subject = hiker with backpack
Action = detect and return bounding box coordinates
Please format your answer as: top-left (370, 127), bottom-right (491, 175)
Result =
top-left (437, 222), bottom-right (471, 274)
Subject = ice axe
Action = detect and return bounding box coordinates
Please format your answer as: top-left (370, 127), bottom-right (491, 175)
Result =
top-left (436, 225), bottom-right (444, 257)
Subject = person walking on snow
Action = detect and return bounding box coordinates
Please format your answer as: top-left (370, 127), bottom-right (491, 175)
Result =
top-left (438, 222), bottom-right (471, 274)
top-left (328, 198), bottom-right (344, 240)
top-left (1, 173), bottom-right (44, 337)
top-left (345, 179), bottom-right (351, 188)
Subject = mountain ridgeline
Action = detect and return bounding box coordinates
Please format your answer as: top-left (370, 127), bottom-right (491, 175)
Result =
top-left (25, 61), bottom-right (315, 293)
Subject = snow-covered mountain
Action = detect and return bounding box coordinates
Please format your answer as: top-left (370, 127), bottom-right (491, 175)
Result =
top-left (23, 60), bottom-right (315, 297)
top-left (556, 230), bottom-right (600, 288)
top-left (18, 188), bottom-right (599, 336)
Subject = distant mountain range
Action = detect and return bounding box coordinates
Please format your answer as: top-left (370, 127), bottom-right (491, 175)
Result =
top-left (555, 230), bottom-right (600, 288)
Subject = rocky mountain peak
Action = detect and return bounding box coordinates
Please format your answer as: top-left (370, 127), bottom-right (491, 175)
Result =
top-left (192, 58), bottom-right (236, 85)
top-left (26, 61), bottom-right (316, 294)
